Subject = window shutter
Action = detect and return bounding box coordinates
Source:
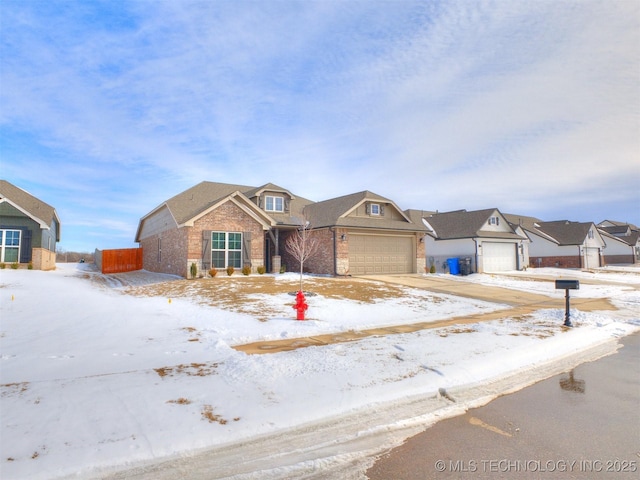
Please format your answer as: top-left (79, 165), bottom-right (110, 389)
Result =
top-left (20, 228), bottom-right (32, 263)
top-left (242, 231), bottom-right (252, 266)
top-left (380, 205), bottom-right (385, 216)
top-left (285, 199), bottom-right (290, 212)
top-left (201, 230), bottom-right (211, 270)
top-left (365, 204), bottom-right (370, 215)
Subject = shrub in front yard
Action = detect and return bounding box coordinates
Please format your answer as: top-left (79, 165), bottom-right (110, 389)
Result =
top-left (208, 268), bottom-right (218, 277)
top-left (190, 262), bottom-right (198, 279)
top-left (257, 265), bottom-right (266, 275)
top-left (226, 266), bottom-right (235, 276)
top-left (242, 265), bottom-right (251, 276)
top-left (11, 262), bottom-right (19, 270)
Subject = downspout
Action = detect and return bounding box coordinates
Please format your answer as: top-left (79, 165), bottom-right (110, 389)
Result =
top-left (473, 238), bottom-right (479, 273)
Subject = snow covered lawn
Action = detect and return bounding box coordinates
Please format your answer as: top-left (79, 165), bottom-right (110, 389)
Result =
top-left (1, 264), bottom-right (638, 479)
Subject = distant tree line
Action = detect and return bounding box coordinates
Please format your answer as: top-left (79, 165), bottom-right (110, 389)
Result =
top-left (56, 249), bottom-right (94, 263)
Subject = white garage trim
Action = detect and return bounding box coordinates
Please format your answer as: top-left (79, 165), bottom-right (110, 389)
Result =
top-left (348, 234), bottom-right (414, 275)
top-left (482, 242), bottom-right (517, 272)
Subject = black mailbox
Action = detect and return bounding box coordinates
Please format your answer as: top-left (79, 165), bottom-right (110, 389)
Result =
top-left (555, 280), bottom-right (579, 290)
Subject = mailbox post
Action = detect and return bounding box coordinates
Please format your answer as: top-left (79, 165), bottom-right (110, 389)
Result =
top-left (555, 280), bottom-right (579, 327)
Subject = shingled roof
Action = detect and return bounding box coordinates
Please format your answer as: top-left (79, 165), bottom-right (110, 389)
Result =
top-left (531, 220), bottom-right (595, 245)
top-left (423, 208), bottom-right (523, 240)
top-left (144, 181), bottom-right (315, 228)
top-left (0, 180), bottom-right (61, 238)
top-left (303, 190), bottom-right (425, 232)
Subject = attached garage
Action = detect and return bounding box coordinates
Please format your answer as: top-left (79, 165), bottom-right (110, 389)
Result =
top-left (482, 242), bottom-right (517, 272)
top-left (349, 234), bottom-right (414, 274)
top-left (582, 247), bottom-right (600, 269)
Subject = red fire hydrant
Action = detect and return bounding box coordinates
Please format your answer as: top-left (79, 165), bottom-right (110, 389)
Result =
top-left (293, 290), bottom-right (308, 320)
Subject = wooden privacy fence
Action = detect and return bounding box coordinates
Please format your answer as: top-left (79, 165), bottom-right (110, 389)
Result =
top-left (97, 248), bottom-right (143, 274)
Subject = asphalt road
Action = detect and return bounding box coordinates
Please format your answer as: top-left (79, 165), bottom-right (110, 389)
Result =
top-left (367, 332), bottom-right (640, 479)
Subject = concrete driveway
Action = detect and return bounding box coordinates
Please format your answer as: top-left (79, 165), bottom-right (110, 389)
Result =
top-left (234, 273), bottom-right (617, 355)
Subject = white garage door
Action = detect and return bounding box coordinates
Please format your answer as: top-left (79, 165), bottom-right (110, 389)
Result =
top-left (349, 235), bottom-right (413, 275)
top-left (482, 242), bottom-right (517, 272)
top-left (583, 248), bottom-right (600, 269)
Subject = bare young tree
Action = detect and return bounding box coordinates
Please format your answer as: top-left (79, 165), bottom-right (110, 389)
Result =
top-left (285, 219), bottom-right (321, 292)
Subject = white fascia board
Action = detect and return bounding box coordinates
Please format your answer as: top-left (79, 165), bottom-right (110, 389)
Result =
top-left (422, 218), bottom-right (437, 237)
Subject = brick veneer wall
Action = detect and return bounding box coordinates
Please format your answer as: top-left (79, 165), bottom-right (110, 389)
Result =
top-left (140, 201), bottom-right (266, 278)
top-left (192, 202), bottom-right (265, 276)
top-left (603, 254), bottom-right (634, 265)
top-left (31, 247), bottom-right (56, 270)
top-left (140, 226), bottom-right (188, 277)
top-left (531, 256), bottom-right (581, 268)
top-left (281, 228), bottom-right (423, 276)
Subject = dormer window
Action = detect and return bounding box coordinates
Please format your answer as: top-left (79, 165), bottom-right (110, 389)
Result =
top-left (370, 203), bottom-right (380, 216)
top-left (488, 216), bottom-right (500, 226)
top-left (265, 196), bottom-right (284, 212)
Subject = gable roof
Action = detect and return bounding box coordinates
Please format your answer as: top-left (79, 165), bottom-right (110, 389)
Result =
top-left (303, 190), bottom-right (424, 232)
top-left (0, 180), bottom-right (61, 238)
top-left (423, 208), bottom-right (524, 240)
top-left (529, 220), bottom-right (597, 246)
top-left (503, 213), bottom-right (544, 231)
top-left (598, 219), bottom-right (639, 230)
top-left (137, 181), bottom-right (316, 237)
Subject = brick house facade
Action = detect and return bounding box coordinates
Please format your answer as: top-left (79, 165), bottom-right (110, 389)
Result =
top-left (136, 182), bottom-right (428, 278)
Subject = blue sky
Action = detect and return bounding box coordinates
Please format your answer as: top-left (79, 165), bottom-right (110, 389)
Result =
top-left (1, 0), bottom-right (638, 252)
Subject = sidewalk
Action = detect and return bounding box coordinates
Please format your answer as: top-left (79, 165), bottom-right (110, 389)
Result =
top-left (234, 274), bottom-right (616, 354)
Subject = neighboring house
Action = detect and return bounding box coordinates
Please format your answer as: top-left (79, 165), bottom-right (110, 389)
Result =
top-left (135, 182), bottom-right (427, 278)
top-left (597, 220), bottom-right (640, 264)
top-left (508, 217), bottom-right (605, 269)
top-left (419, 208), bottom-right (529, 273)
top-left (0, 180), bottom-right (61, 270)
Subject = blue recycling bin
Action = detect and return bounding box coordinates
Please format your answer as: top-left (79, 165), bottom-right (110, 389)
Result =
top-left (447, 258), bottom-right (460, 275)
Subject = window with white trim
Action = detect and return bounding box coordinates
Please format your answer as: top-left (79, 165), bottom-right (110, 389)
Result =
top-left (0, 229), bottom-right (21, 263)
top-left (265, 196), bottom-right (284, 212)
top-left (588, 229), bottom-right (594, 239)
top-left (211, 232), bottom-right (242, 268)
top-left (370, 203), bottom-right (380, 216)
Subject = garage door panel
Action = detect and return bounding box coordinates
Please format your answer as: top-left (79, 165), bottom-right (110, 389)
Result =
top-left (349, 235), bottom-right (413, 275)
top-left (483, 242), bottom-right (517, 272)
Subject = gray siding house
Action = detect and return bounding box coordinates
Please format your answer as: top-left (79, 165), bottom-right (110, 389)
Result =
top-left (0, 180), bottom-right (61, 270)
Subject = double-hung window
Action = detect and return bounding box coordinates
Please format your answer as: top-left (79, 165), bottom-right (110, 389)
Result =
top-left (265, 196), bottom-right (284, 212)
top-left (0, 229), bottom-right (21, 263)
top-left (211, 232), bottom-right (242, 268)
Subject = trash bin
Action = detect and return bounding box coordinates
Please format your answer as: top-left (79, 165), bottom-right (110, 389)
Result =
top-left (447, 258), bottom-right (460, 275)
top-left (459, 257), bottom-right (471, 276)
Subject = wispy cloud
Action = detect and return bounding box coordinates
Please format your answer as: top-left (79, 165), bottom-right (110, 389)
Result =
top-left (1, 0), bottom-right (638, 250)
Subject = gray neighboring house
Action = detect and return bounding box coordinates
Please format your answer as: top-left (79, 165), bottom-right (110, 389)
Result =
top-left (419, 208), bottom-right (529, 273)
top-left (135, 182), bottom-right (427, 278)
top-left (597, 220), bottom-right (640, 264)
top-left (0, 180), bottom-right (61, 270)
top-left (507, 215), bottom-right (605, 269)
